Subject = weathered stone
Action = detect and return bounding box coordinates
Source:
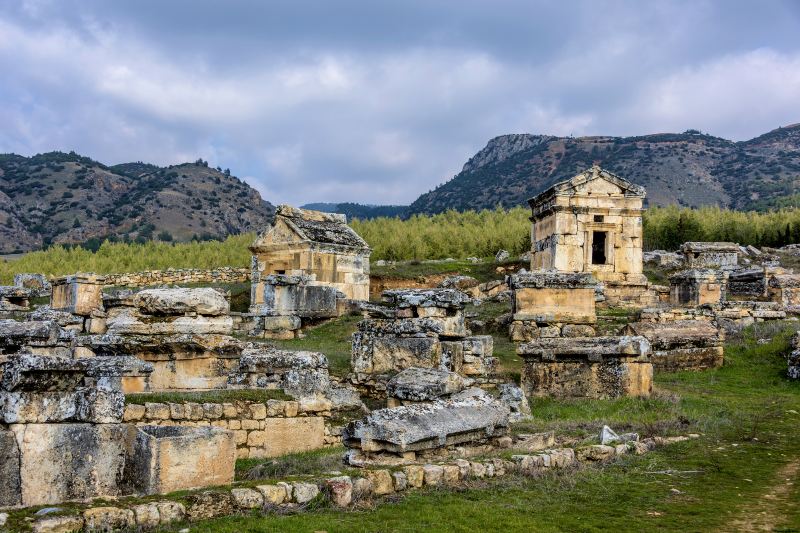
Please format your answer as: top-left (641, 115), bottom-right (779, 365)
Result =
top-left (518, 336), bottom-right (652, 399)
top-left (105, 308), bottom-right (234, 335)
top-left (365, 469), bottom-right (394, 495)
top-left (381, 288), bottom-right (473, 310)
top-left (669, 269), bottom-right (728, 307)
top-left (343, 391), bottom-right (510, 459)
top-left (231, 488), bottom-right (264, 509)
top-left (1, 388), bottom-right (124, 424)
top-left (132, 287), bottom-right (230, 316)
top-left (13, 423), bottom-right (130, 506)
top-left (155, 501), bottom-right (186, 524)
top-left (681, 242), bottom-right (740, 268)
top-left (325, 476), bottom-right (353, 507)
top-left (423, 464), bottom-right (444, 486)
top-left (576, 445), bottom-right (616, 462)
top-left (132, 503), bottom-right (161, 529)
top-left (50, 274), bottom-right (105, 316)
top-left (624, 320), bottom-right (724, 371)
top-left (185, 491), bottom-right (234, 520)
top-left (256, 484), bottom-right (287, 505)
top-left (442, 464), bottom-right (460, 484)
top-left (403, 465), bottom-right (424, 488)
top-left (352, 477), bottom-right (373, 498)
top-left (292, 482), bottom-right (320, 504)
top-left (251, 276), bottom-right (340, 319)
top-left (31, 515), bottom-right (85, 533)
top-left (392, 471), bottom-right (408, 491)
top-left (497, 383), bottom-right (531, 422)
top-left (0, 428), bottom-right (21, 507)
top-left (83, 507), bottom-right (135, 532)
top-left (234, 346), bottom-right (331, 397)
top-left (128, 425), bottom-right (236, 495)
top-left (386, 366), bottom-right (465, 402)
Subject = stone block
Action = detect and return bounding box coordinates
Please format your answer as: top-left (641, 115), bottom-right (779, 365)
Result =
top-left (128, 425), bottom-right (235, 495)
top-left (423, 464), bottom-right (444, 486)
top-left (0, 428), bottom-right (21, 507)
top-left (83, 507), bottom-right (135, 532)
top-left (132, 288), bottom-right (230, 316)
top-left (256, 417), bottom-right (326, 457)
top-left (12, 423), bottom-right (131, 506)
top-left (365, 469), bottom-right (394, 495)
top-left (403, 465), bottom-right (424, 488)
top-left (256, 484), bottom-right (287, 505)
top-left (292, 482), bottom-right (320, 504)
top-left (231, 488), bottom-right (264, 509)
top-left (325, 476), bottom-right (353, 507)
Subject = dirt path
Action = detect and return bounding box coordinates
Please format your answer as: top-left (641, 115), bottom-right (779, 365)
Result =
top-left (722, 459), bottom-right (800, 532)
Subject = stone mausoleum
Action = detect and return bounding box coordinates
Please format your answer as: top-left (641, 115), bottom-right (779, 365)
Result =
top-left (527, 165), bottom-right (651, 306)
top-left (250, 205), bottom-right (371, 304)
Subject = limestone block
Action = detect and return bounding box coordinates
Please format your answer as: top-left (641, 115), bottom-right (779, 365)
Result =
top-left (231, 488), bottom-right (264, 509)
top-left (12, 423), bottom-right (131, 506)
top-left (344, 390), bottom-right (509, 456)
top-left (403, 465), bottom-right (424, 488)
top-left (255, 417), bottom-right (325, 458)
top-left (0, 428), bottom-right (21, 507)
top-left (31, 516), bottom-right (85, 533)
top-left (352, 332), bottom-right (441, 374)
top-left (1, 388), bottom-right (124, 424)
top-left (50, 274), bottom-right (104, 316)
top-left (325, 476), bottom-right (353, 507)
top-left (365, 469), bottom-right (394, 495)
top-left (392, 471), bottom-right (408, 491)
top-left (83, 507), bottom-right (135, 531)
top-left (423, 464), bottom-right (444, 486)
top-left (256, 484), bottom-right (287, 505)
top-left (561, 324), bottom-right (596, 337)
top-left (511, 283), bottom-right (596, 324)
top-left (155, 501), bottom-right (185, 524)
top-left (442, 464), bottom-right (460, 484)
top-left (386, 367), bottom-right (465, 402)
top-left (132, 288), bottom-right (230, 316)
top-left (132, 503), bottom-right (161, 529)
top-left (129, 425), bottom-right (236, 495)
top-left (185, 491), bottom-right (234, 520)
top-left (292, 482), bottom-right (320, 504)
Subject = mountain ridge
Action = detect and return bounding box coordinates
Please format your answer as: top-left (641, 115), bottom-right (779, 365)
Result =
top-left (409, 124), bottom-right (800, 214)
top-left (0, 151), bottom-right (274, 254)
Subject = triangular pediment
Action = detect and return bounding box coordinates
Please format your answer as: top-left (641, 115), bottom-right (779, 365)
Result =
top-left (252, 217), bottom-right (308, 247)
top-left (554, 165), bottom-right (645, 197)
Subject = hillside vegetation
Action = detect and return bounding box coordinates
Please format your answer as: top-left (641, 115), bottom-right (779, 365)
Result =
top-left (410, 125), bottom-right (800, 214)
top-left (0, 151), bottom-right (274, 253)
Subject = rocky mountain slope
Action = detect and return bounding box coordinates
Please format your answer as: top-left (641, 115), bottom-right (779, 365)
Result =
top-left (409, 125), bottom-right (800, 215)
top-left (0, 152), bottom-right (274, 253)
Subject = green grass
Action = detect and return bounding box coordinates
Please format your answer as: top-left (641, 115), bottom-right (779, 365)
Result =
top-left (185, 320), bottom-right (800, 532)
top-left (269, 314), bottom-right (363, 377)
top-left (371, 259), bottom-right (521, 283)
top-left (125, 389), bottom-right (291, 405)
top-left (236, 447), bottom-right (350, 481)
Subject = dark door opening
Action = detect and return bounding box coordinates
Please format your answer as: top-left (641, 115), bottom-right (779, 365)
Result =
top-left (591, 231), bottom-right (607, 264)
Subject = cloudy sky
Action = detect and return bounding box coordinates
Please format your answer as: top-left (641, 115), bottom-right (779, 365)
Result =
top-left (1, 1), bottom-right (799, 206)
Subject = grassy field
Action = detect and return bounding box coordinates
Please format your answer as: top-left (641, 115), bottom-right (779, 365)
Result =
top-left (183, 321), bottom-right (800, 532)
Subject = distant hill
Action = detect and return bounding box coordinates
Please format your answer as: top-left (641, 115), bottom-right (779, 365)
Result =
top-left (300, 202), bottom-right (408, 220)
top-left (0, 151), bottom-right (274, 253)
top-left (409, 125), bottom-right (800, 214)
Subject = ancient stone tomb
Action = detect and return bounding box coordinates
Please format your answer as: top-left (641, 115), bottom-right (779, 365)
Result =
top-left (250, 205), bottom-right (371, 303)
top-left (517, 336), bottom-right (652, 399)
top-left (527, 165), bottom-right (650, 306)
top-left (351, 289), bottom-right (497, 391)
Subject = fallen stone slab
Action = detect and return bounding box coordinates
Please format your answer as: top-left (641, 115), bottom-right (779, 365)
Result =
top-left (343, 390), bottom-right (510, 463)
top-left (232, 347), bottom-right (330, 397)
top-left (381, 289), bottom-right (473, 310)
top-left (386, 367), bottom-right (466, 403)
top-left (132, 287), bottom-right (230, 316)
top-left (623, 320), bottom-right (724, 371)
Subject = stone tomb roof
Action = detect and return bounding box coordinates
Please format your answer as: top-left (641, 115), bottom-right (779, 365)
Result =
top-left (252, 205), bottom-right (370, 251)
top-left (527, 165), bottom-right (646, 211)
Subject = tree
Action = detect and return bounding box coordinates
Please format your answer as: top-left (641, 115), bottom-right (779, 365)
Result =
top-left (158, 230), bottom-right (173, 242)
top-left (72, 217), bottom-right (81, 228)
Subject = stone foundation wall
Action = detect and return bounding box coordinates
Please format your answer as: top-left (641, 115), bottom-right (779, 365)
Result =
top-left (123, 399), bottom-right (341, 459)
top-left (103, 268), bottom-right (250, 287)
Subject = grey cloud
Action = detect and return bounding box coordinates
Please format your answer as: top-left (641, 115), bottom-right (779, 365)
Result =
top-left (0, 0), bottom-right (799, 205)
